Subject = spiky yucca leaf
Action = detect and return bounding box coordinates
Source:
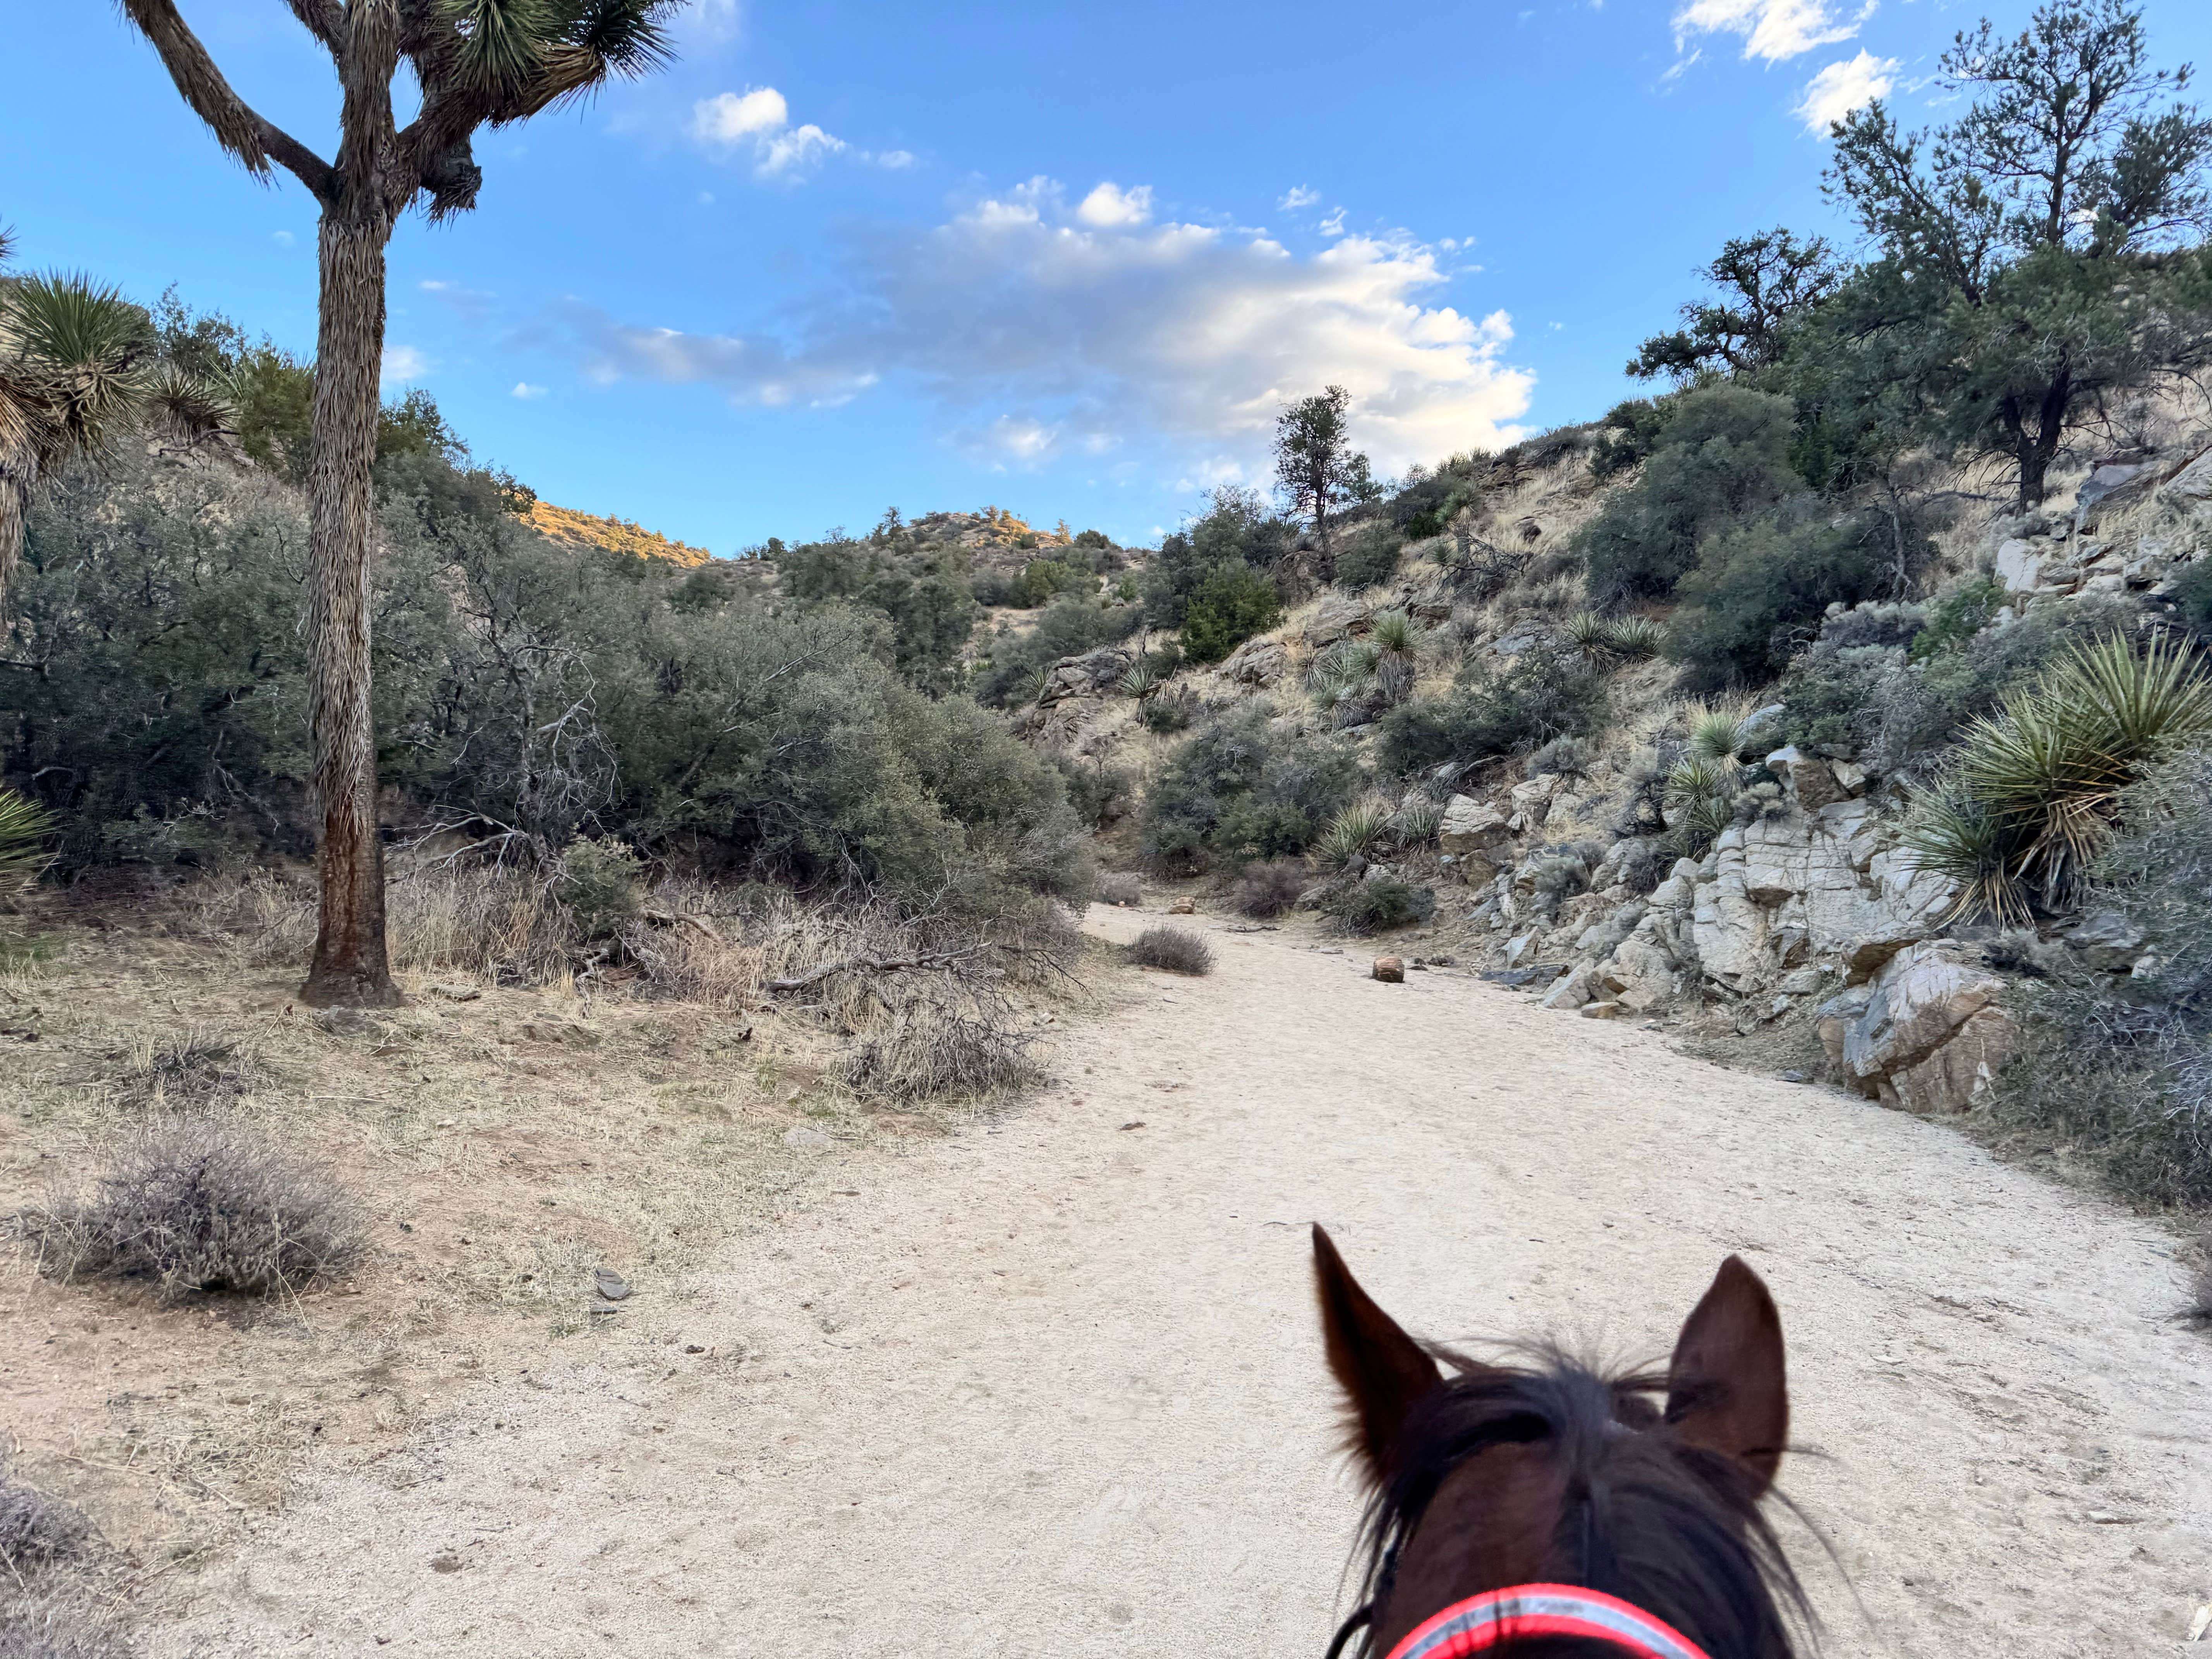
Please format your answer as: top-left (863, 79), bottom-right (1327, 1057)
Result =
top-left (144, 363), bottom-right (234, 446)
top-left (1313, 798), bottom-right (1393, 872)
top-left (1390, 796), bottom-right (1444, 848)
top-left (1117, 659), bottom-right (1162, 700)
top-left (441, 0), bottom-right (558, 101)
top-left (1685, 703), bottom-right (1753, 764)
top-left (1566, 611), bottom-right (1610, 660)
top-left (1368, 608), bottom-right (1418, 656)
top-left (1601, 615), bottom-right (1662, 660)
top-left (1899, 774), bottom-right (2034, 927)
top-left (2, 273), bottom-right (151, 453)
top-left (1937, 630), bottom-right (2212, 914)
top-left (1663, 753), bottom-right (1731, 808)
top-left (0, 787), bottom-right (53, 895)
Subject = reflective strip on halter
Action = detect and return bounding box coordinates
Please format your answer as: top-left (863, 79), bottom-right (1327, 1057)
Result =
top-left (1381, 1583), bottom-right (1712, 1659)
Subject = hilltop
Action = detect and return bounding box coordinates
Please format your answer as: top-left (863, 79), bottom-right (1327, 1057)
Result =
top-left (525, 500), bottom-right (715, 567)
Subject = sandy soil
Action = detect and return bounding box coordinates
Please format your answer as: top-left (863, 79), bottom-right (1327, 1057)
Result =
top-left (98, 907), bottom-right (2212, 1656)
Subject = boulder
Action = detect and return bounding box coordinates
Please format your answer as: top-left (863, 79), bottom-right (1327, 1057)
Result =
top-left (1039, 644), bottom-right (1134, 703)
top-left (1539, 963), bottom-right (1597, 1011)
top-left (1438, 796), bottom-right (1512, 882)
top-left (1830, 759), bottom-right (1869, 796)
top-left (1303, 594), bottom-right (1370, 648)
top-left (1764, 746), bottom-right (1847, 811)
top-left (2066, 907), bottom-right (2146, 972)
top-left (1580, 1001), bottom-right (1624, 1020)
top-left (1599, 913), bottom-right (1684, 1012)
top-left (1372, 956), bottom-right (1405, 984)
top-left (1510, 774), bottom-right (1561, 816)
top-left (1223, 635), bottom-right (1290, 687)
top-left (2158, 445), bottom-right (2212, 506)
top-left (1689, 838), bottom-right (1767, 984)
top-left (1995, 538), bottom-right (2045, 596)
top-left (1839, 943), bottom-right (2013, 1111)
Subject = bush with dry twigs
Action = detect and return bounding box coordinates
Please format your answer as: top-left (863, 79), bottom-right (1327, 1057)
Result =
top-left (21, 1120), bottom-right (367, 1300)
top-left (1127, 927), bottom-right (1213, 975)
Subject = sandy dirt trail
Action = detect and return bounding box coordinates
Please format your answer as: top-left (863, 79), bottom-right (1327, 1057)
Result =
top-left (150, 907), bottom-right (2210, 1657)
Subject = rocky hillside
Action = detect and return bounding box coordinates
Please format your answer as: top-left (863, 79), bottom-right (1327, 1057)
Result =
top-left (1023, 413), bottom-right (2212, 1139)
top-left (525, 500), bottom-right (714, 567)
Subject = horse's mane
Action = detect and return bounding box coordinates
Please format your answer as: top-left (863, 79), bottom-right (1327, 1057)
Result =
top-left (1352, 1345), bottom-right (1814, 1659)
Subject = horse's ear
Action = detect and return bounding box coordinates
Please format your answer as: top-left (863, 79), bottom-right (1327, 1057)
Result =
top-left (1665, 1255), bottom-right (1789, 1492)
top-left (1312, 1224), bottom-right (1441, 1485)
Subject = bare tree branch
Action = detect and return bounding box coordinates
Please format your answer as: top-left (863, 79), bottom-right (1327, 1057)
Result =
top-left (118, 0), bottom-right (338, 201)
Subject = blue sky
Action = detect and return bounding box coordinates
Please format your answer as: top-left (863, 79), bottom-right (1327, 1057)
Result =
top-left (7, 0), bottom-right (2211, 551)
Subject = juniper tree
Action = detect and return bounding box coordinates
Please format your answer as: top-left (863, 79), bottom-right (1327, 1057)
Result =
top-left (113, 0), bottom-right (686, 1006)
top-left (1823, 0), bottom-right (2212, 507)
top-left (1273, 386), bottom-right (1371, 584)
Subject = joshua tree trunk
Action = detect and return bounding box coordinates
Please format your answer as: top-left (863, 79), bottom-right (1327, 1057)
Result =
top-left (301, 212), bottom-right (400, 1008)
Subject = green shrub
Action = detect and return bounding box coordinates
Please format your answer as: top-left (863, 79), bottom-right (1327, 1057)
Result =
top-left (1575, 385), bottom-right (1801, 605)
top-left (1587, 395), bottom-right (1677, 480)
top-left (972, 595), bottom-right (1142, 708)
top-left (1010, 558), bottom-right (1099, 608)
top-left (1325, 877), bottom-right (1434, 935)
top-left (558, 837), bottom-right (645, 943)
top-left (2174, 557), bottom-right (2212, 634)
top-left (1665, 508), bottom-right (1883, 690)
top-left (1180, 562), bottom-right (1283, 663)
top-left (1128, 926), bottom-right (1213, 975)
top-left (1143, 486), bottom-right (1293, 631)
top-left (1911, 575), bottom-right (2005, 661)
top-left (0, 1471), bottom-right (90, 1577)
top-left (1054, 751), bottom-right (1136, 830)
top-left (1138, 708), bottom-right (1362, 875)
top-left (1335, 527), bottom-right (1404, 591)
top-left (1903, 632), bottom-right (2212, 923)
top-left (1378, 649), bottom-right (1608, 776)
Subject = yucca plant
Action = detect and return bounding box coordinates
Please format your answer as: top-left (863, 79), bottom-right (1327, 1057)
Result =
top-left (0, 787), bottom-right (54, 897)
top-left (1601, 615), bottom-right (1663, 660)
top-left (1662, 752), bottom-right (1740, 858)
top-left (1, 258), bottom-right (154, 592)
top-left (1389, 795), bottom-right (1445, 848)
top-left (144, 361), bottom-right (235, 448)
top-left (1906, 630), bottom-right (2212, 920)
top-left (1566, 611), bottom-right (1612, 662)
top-left (1117, 658), bottom-right (1163, 701)
top-left (1685, 702), bottom-right (1756, 765)
top-left (1313, 798), bottom-right (1394, 872)
top-left (1367, 609), bottom-right (1422, 704)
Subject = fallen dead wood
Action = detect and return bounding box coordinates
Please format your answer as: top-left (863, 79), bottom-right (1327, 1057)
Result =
top-left (765, 947), bottom-right (977, 994)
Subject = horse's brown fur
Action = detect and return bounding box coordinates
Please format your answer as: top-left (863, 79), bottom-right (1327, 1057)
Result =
top-left (1312, 1226), bottom-right (1810, 1659)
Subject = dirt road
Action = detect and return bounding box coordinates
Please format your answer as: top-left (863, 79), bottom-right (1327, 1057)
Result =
top-left (148, 907), bottom-right (2212, 1657)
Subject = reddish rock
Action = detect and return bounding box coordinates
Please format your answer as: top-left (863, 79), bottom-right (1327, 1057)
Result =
top-left (1372, 957), bottom-right (1405, 983)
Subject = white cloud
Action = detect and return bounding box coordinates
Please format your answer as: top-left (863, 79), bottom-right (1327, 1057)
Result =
top-left (692, 86), bottom-right (787, 143)
top-left (512, 381), bottom-right (548, 400)
top-left (1076, 182), bottom-right (1152, 228)
top-left (380, 345), bottom-right (432, 385)
top-left (1795, 49), bottom-right (1898, 131)
top-left (691, 84), bottom-right (895, 179)
top-left (1673, 0), bottom-right (1870, 64)
top-left (548, 177), bottom-right (1533, 476)
top-left (758, 122), bottom-right (846, 176)
top-left (1279, 185), bottom-right (1321, 211)
top-left (271, 229), bottom-right (294, 246)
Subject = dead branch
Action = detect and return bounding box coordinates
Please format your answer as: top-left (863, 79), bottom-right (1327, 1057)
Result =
top-left (765, 947), bottom-right (980, 994)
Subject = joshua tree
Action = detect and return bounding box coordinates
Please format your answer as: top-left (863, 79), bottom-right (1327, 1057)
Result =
top-left (112, 1), bottom-right (686, 1006)
top-left (0, 229), bottom-right (153, 594)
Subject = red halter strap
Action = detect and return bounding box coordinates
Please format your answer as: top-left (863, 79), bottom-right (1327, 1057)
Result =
top-left (1381, 1583), bottom-right (1713, 1659)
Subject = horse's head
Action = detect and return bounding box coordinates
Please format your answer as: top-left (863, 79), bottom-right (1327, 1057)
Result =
top-left (1312, 1225), bottom-right (1806, 1659)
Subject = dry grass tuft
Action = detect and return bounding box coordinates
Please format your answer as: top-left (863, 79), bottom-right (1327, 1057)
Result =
top-left (1234, 860), bottom-right (1307, 919)
top-left (1127, 927), bottom-right (1213, 975)
top-left (842, 998), bottom-right (1043, 1104)
top-left (20, 1120), bottom-right (367, 1300)
top-left (0, 1473), bottom-right (89, 1577)
top-left (116, 1026), bottom-right (265, 1108)
top-left (0, 1594), bottom-right (129, 1659)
